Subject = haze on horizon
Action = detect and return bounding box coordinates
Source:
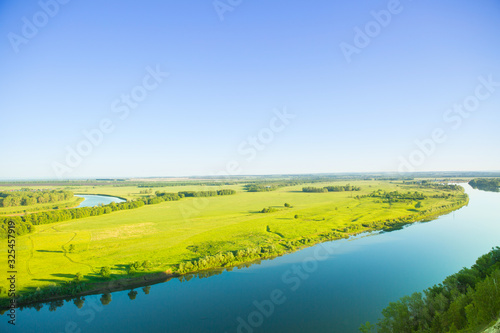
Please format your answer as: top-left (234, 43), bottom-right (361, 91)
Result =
top-left (1, 0), bottom-right (499, 179)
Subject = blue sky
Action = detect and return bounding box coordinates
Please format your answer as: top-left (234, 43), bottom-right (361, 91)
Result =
top-left (1, 0), bottom-right (499, 179)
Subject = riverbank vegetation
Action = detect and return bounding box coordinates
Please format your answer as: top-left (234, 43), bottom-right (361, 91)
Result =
top-left (469, 178), bottom-right (500, 192)
top-left (0, 179), bottom-right (468, 309)
top-left (360, 247), bottom-right (500, 333)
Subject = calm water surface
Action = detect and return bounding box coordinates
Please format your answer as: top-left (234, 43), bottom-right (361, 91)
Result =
top-left (75, 195), bottom-right (126, 207)
top-left (3, 184), bottom-right (500, 333)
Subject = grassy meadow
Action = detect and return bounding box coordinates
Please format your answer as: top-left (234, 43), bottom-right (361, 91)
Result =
top-left (0, 180), bottom-right (468, 302)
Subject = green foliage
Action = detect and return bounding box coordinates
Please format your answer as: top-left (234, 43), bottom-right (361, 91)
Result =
top-left (245, 184), bottom-right (281, 192)
top-left (178, 189), bottom-right (236, 198)
top-left (303, 184), bottom-right (361, 193)
top-left (74, 272), bottom-right (83, 282)
top-left (217, 189), bottom-right (237, 196)
top-left (99, 266), bottom-right (111, 278)
top-left (0, 189), bottom-right (74, 207)
top-left (302, 187), bottom-right (328, 193)
top-left (324, 184), bottom-right (361, 192)
top-left (368, 190), bottom-right (426, 202)
top-left (127, 261), bottom-right (152, 274)
top-left (261, 207), bottom-right (279, 213)
top-left (372, 247), bottom-right (500, 333)
top-left (177, 245), bottom-right (284, 274)
top-left (359, 321), bottom-right (376, 333)
top-left (284, 202), bottom-right (291, 208)
top-left (469, 178), bottom-right (500, 192)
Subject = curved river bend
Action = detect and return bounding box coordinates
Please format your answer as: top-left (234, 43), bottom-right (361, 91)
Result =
top-left (4, 184), bottom-right (500, 333)
top-left (75, 194), bottom-right (126, 207)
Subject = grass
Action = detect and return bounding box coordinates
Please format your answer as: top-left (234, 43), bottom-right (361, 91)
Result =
top-left (0, 180), bottom-right (467, 304)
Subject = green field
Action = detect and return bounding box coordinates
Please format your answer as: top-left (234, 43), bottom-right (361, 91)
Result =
top-left (0, 180), bottom-right (468, 304)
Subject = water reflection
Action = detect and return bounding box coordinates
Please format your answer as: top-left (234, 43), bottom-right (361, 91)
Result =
top-left (127, 290), bottom-right (138, 300)
top-left (74, 297), bottom-right (85, 309)
top-left (100, 293), bottom-right (112, 306)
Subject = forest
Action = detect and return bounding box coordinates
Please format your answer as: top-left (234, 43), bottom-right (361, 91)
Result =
top-left (302, 184), bottom-right (362, 193)
top-left (469, 178), bottom-right (500, 192)
top-left (0, 189), bottom-right (74, 207)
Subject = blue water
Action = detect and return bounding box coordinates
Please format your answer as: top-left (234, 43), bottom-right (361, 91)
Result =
top-left (3, 184), bottom-right (500, 333)
top-left (75, 195), bottom-right (126, 207)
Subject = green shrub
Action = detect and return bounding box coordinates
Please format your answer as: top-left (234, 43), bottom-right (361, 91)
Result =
top-left (74, 272), bottom-right (83, 282)
top-left (261, 207), bottom-right (278, 213)
top-left (100, 266), bottom-right (111, 278)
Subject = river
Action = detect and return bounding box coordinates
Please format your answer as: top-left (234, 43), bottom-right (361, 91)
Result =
top-left (75, 195), bottom-right (126, 208)
top-left (3, 184), bottom-right (500, 332)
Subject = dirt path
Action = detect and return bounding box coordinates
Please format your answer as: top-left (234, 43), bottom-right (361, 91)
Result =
top-left (52, 226), bottom-right (96, 273)
top-left (26, 236), bottom-right (34, 276)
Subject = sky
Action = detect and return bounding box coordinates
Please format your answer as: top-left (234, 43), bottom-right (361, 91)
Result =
top-left (1, 0), bottom-right (499, 179)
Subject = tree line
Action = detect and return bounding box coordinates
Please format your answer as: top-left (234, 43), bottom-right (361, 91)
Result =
top-left (0, 189), bottom-right (74, 207)
top-left (244, 184), bottom-right (282, 192)
top-left (302, 184), bottom-right (361, 193)
top-left (366, 190), bottom-right (426, 202)
top-left (402, 181), bottom-right (464, 192)
top-left (469, 178), bottom-right (500, 192)
top-left (177, 245), bottom-right (282, 274)
top-left (177, 189), bottom-right (236, 197)
top-left (361, 247), bottom-right (500, 333)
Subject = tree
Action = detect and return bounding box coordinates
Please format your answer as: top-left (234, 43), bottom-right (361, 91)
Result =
top-left (74, 272), bottom-right (83, 282)
top-left (294, 214), bottom-right (299, 219)
top-left (359, 321), bottom-right (375, 333)
top-left (415, 202), bottom-right (422, 209)
top-left (68, 244), bottom-right (75, 253)
top-left (100, 266), bottom-right (111, 278)
top-left (284, 203), bottom-right (291, 208)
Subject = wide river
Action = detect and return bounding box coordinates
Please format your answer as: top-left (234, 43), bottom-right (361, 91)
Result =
top-left (3, 184), bottom-right (500, 332)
